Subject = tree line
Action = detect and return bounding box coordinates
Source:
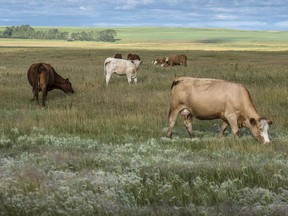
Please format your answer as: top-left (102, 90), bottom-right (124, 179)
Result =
top-left (0, 25), bottom-right (117, 42)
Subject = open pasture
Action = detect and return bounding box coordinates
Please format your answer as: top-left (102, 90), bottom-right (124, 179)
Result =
top-left (1, 27), bottom-right (288, 51)
top-left (0, 46), bottom-right (288, 215)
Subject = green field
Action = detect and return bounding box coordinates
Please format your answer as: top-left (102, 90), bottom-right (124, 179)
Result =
top-left (1, 27), bottom-right (288, 50)
top-left (0, 28), bottom-right (288, 215)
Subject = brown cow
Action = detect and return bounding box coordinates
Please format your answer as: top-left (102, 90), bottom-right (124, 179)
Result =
top-left (114, 53), bottom-right (122, 59)
top-left (127, 53), bottom-right (141, 61)
top-left (167, 76), bottom-right (272, 144)
top-left (165, 54), bottom-right (187, 66)
top-left (152, 57), bottom-right (167, 66)
top-left (27, 62), bottom-right (74, 107)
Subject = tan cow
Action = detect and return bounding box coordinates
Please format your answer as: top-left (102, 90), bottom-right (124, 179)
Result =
top-left (165, 54), bottom-right (187, 67)
top-left (167, 76), bottom-right (272, 144)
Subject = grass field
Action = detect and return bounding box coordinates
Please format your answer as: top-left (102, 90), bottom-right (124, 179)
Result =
top-left (1, 27), bottom-right (288, 50)
top-left (0, 28), bottom-right (288, 215)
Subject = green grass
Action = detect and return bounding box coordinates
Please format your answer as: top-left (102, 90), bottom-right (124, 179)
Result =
top-left (1, 27), bottom-right (288, 50)
top-left (0, 46), bottom-right (287, 215)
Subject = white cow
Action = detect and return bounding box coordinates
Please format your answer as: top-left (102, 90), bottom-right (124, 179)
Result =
top-left (104, 58), bottom-right (142, 85)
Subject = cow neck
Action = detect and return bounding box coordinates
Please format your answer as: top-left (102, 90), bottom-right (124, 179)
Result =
top-left (244, 101), bottom-right (261, 121)
top-left (51, 72), bottom-right (67, 92)
top-left (53, 72), bottom-right (65, 85)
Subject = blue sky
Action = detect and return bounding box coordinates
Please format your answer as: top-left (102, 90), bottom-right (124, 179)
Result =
top-left (1, 0), bottom-right (288, 30)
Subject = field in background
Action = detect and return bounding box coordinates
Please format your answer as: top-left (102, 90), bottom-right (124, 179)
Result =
top-left (1, 27), bottom-right (288, 50)
top-left (0, 29), bottom-right (288, 214)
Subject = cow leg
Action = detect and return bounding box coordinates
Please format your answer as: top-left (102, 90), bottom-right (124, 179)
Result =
top-left (105, 73), bottom-right (112, 85)
top-left (182, 113), bottom-right (194, 138)
top-left (226, 116), bottom-right (239, 138)
top-left (220, 121), bottom-right (229, 137)
top-left (127, 75), bottom-right (132, 84)
top-left (31, 89), bottom-right (39, 102)
top-left (132, 77), bottom-right (137, 84)
top-left (41, 85), bottom-right (47, 107)
top-left (167, 108), bottom-right (181, 138)
top-left (41, 92), bottom-right (47, 107)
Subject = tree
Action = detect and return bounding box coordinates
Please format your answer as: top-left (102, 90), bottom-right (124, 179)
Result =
top-left (0, 25), bottom-right (118, 42)
top-left (98, 29), bottom-right (117, 42)
top-left (3, 26), bottom-right (14, 37)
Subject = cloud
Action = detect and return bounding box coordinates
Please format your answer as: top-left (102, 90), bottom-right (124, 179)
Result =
top-left (215, 14), bottom-right (239, 20)
top-left (114, 0), bottom-right (154, 10)
top-left (275, 21), bottom-right (288, 29)
top-left (209, 20), bottom-right (268, 30)
top-left (0, 0), bottom-right (287, 30)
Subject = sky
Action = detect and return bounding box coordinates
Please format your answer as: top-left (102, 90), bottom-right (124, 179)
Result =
top-left (1, 0), bottom-right (288, 31)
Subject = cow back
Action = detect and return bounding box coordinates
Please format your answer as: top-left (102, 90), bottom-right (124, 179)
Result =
top-left (27, 62), bottom-right (74, 93)
top-left (167, 54), bottom-right (187, 66)
top-left (127, 53), bottom-right (141, 61)
top-left (27, 63), bottom-right (54, 89)
top-left (114, 53), bottom-right (122, 59)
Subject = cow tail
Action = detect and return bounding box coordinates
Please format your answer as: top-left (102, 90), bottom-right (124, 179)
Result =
top-left (32, 63), bottom-right (43, 92)
top-left (103, 61), bottom-right (106, 76)
top-left (104, 59), bottom-right (112, 76)
top-left (168, 108), bottom-right (172, 118)
top-left (104, 60), bottom-right (110, 76)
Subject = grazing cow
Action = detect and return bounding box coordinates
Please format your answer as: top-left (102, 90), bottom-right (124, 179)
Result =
top-left (152, 57), bottom-right (167, 66)
top-left (167, 76), bottom-right (272, 144)
top-left (104, 58), bottom-right (142, 85)
top-left (114, 53), bottom-right (122, 59)
top-left (127, 53), bottom-right (141, 61)
top-left (27, 63), bottom-right (74, 107)
top-left (165, 54), bottom-right (187, 67)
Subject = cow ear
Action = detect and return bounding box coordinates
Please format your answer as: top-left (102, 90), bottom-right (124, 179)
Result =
top-left (140, 61), bottom-right (143, 64)
top-left (250, 118), bottom-right (257, 125)
top-left (268, 120), bottom-right (273, 125)
top-left (66, 78), bottom-right (69, 82)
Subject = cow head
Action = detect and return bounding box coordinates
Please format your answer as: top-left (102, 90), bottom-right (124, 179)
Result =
top-left (62, 78), bottom-right (75, 94)
top-left (153, 58), bottom-right (167, 66)
top-left (152, 58), bottom-right (158, 65)
top-left (249, 118), bottom-right (273, 144)
top-left (131, 60), bottom-right (143, 69)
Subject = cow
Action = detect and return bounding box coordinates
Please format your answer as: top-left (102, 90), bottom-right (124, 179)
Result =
top-left (114, 53), bottom-right (122, 59)
top-left (27, 62), bottom-right (74, 107)
top-left (165, 54), bottom-right (187, 67)
top-left (152, 57), bottom-right (167, 66)
top-left (104, 58), bottom-right (142, 85)
top-left (166, 76), bottom-right (272, 144)
top-left (127, 53), bottom-right (141, 61)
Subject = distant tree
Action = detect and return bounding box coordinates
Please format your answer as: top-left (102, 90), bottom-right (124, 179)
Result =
top-left (0, 25), bottom-right (118, 42)
top-left (98, 29), bottom-right (117, 42)
top-left (45, 28), bottom-right (69, 39)
top-left (2, 25), bottom-right (35, 38)
top-left (3, 26), bottom-right (14, 37)
top-left (13, 25), bottom-right (35, 38)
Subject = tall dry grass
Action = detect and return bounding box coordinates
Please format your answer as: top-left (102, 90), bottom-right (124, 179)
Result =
top-left (0, 48), bottom-right (287, 141)
top-left (0, 47), bottom-right (287, 215)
